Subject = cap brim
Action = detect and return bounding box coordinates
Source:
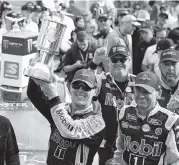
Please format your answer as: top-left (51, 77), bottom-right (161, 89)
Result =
top-left (160, 58), bottom-right (179, 63)
top-left (132, 21), bottom-right (141, 26)
top-left (71, 79), bottom-right (94, 88)
top-left (137, 18), bottom-right (146, 22)
top-left (110, 53), bottom-right (128, 58)
top-left (134, 84), bottom-right (155, 93)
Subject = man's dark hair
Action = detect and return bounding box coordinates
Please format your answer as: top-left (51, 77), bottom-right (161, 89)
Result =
top-left (168, 28), bottom-right (179, 44)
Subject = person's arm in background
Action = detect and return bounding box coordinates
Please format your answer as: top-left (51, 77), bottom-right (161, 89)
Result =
top-left (5, 120), bottom-right (20, 165)
top-left (141, 47), bottom-right (150, 71)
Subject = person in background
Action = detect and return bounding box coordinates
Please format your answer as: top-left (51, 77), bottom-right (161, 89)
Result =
top-left (21, 3), bottom-right (38, 33)
top-left (158, 48), bottom-right (179, 112)
top-left (144, 38), bottom-right (174, 79)
top-left (67, 0), bottom-right (82, 18)
top-left (133, 21), bottom-right (156, 75)
top-left (71, 16), bottom-right (85, 43)
top-left (64, 30), bottom-right (95, 84)
top-left (168, 28), bottom-right (179, 48)
top-left (116, 15), bottom-right (141, 66)
top-left (31, 5), bottom-right (42, 30)
top-left (0, 115), bottom-right (20, 165)
top-left (0, 1), bottom-right (12, 32)
top-left (133, 3), bottom-right (141, 17)
top-left (160, 3), bottom-right (178, 30)
top-left (142, 26), bottom-right (167, 72)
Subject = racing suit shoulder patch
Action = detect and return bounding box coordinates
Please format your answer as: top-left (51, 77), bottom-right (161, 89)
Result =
top-left (163, 108), bottom-right (179, 130)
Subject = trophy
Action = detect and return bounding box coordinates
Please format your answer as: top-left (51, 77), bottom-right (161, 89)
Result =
top-left (24, 15), bottom-right (67, 83)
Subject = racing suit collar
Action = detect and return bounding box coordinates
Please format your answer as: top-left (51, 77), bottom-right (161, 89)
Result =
top-left (135, 102), bottom-right (161, 119)
top-left (70, 101), bottom-right (101, 116)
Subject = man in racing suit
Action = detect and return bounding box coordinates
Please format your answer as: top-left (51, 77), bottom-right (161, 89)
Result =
top-left (89, 44), bottom-right (135, 164)
top-left (27, 68), bottom-right (105, 165)
top-left (115, 71), bottom-right (179, 165)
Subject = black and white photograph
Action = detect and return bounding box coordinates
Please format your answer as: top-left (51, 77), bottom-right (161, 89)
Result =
top-left (1, 0), bottom-right (179, 165)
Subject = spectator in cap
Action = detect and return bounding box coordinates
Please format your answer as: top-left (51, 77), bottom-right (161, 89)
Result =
top-left (133, 21), bottom-right (156, 75)
top-left (31, 5), bottom-right (42, 30)
top-left (95, 13), bottom-right (127, 72)
top-left (157, 13), bottom-right (168, 29)
top-left (135, 9), bottom-right (150, 22)
top-left (21, 3), bottom-right (38, 33)
top-left (115, 10), bottom-right (129, 26)
top-left (157, 48), bottom-right (179, 112)
top-left (88, 44), bottom-right (135, 165)
top-left (27, 68), bottom-right (105, 165)
top-left (64, 30), bottom-right (95, 83)
top-left (142, 27), bottom-right (168, 72)
top-left (144, 39), bottom-right (174, 79)
top-left (117, 14), bottom-right (140, 62)
top-left (159, 3), bottom-right (178, 30)
top-left (67, 0), bottom-right (82, 17)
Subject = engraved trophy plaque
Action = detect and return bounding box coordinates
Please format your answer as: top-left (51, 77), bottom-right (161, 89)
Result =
top-left (24, 17), bottom-right (67, 82)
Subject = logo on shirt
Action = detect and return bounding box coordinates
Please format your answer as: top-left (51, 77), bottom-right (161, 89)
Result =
top-left (147, 118), bottom-right (162, 126)
top-left (142, 124), bottom-right (151, 132)
top-left (124, 135), bottom-right (163, 157)
top-left (155, 128), bottom-right (162, 135)
top-left (126, 113), bottom-right (137, 122)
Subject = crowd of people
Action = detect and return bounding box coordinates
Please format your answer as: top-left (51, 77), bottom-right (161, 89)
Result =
top-left (1, 0), bottom-right (179, 165)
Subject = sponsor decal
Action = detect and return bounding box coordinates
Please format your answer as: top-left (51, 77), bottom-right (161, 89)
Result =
top-left (56, 109), bottom-right (74, 131)
top-left (3, 39), bottom-right (23, 49)
top-left (126, 113), bottom-right (137, 122)
top-left (144, 134), bottom-right (158, 140)
top-left (0, 101), bottom-right (35, 111)
top-left (105, 93), bottom-right (124, 109)
top-left (121, 121), bottom-right (140, 130)
top-left (4, 61), bottom-right (19, 79)
top-left (142, 124), bottom-right (151, 132)
top-left (27, 39), bottom-right (33, 53)
top-left (147, 118), bottom-right (162, 126)
top-left (155, 128), bottom-right (162, 135)
top-left (139, 74), bottom-right (151, 81)
top-left (124, 135), bottom-right (163, 157)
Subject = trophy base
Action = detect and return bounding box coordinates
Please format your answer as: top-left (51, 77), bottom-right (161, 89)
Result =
top-left (24, 63), bottom-right (55, 83)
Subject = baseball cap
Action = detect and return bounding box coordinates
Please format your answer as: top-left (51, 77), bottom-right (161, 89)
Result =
top-left (160, 49), bottom-right (179, 63)
top-left (160, 4), bottom-right (167, 11)
top-left (121, 15), bottom-right (141, 26)
top-left (156, 39), bottom-right (174, 51)
top-left (139, 21), bottom-right (153, 32)
top-left (109, 45), bottom-right (129, 58)
top-left (98, 14), bottom-right (108, 21)
top-left (72, 69), bottom-right (96, 88)
top-left (135, 71), bottom-right (161, 93)
top-left (77, 30), bottom-right (88, 42)
top-left (136, 10), bottom-right (150, 22)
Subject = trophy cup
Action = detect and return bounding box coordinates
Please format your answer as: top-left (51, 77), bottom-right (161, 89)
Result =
top-left (24, 15), bottom-right (67, 83)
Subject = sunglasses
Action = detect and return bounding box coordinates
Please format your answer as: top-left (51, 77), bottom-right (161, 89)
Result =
top-left (72, 82), bottom-right (94, 91)
top-left (110, 57), bottom-right (128, 63)
top-left (99, 19), bottom-right (107, 23)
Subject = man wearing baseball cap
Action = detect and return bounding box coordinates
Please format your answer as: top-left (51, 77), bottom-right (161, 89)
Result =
top-left (158, 48), bottom-right (179, 112)
top-left (115, 71), bottom-right (179, 165)
top-left (89, 44), bottom-right (135, 165)
top-left (142, 38), bottom-right (174, 78)
top-left (27, 68), bottom-right (105, 165)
